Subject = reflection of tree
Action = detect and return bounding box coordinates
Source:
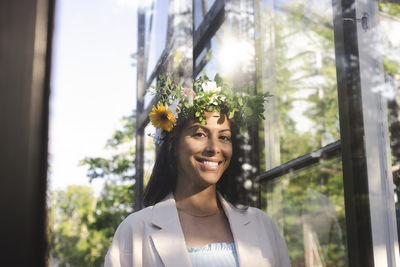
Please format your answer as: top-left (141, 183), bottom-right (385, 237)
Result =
top-left (273, 1), bottom-right (340, 163)
top-left (262, 158), bottom-right (347, 267)
top-left (379, 2), bottom-right (400, 206)
top-left (256, 1), bottom-right (346, 266)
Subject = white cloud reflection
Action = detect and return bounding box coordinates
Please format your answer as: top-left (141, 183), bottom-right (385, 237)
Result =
top-left (115, 0), bottom-right (153, 9)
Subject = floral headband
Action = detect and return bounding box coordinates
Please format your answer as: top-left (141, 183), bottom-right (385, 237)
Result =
top-left (148, 74), bottom-right (271, 145)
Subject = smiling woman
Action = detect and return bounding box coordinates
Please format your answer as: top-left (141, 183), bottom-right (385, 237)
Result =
top-left (105, 75), bottom-right (290, 267)
top-left (175, 112), bottom-right (233, 193)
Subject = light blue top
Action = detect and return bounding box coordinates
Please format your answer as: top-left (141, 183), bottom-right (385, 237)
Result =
top-left (187, 242), bottom-right (239, 267)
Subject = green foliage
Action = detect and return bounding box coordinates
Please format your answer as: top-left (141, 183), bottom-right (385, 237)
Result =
top-left (379, 2), bottom-right (400, 18)
top-left (262, 158), bottom-right (347, 267)
top-left (50, 110), bottom-right (137, 266)
top-left (272, 2), bottom-right (340, 163)
top-left (149, 75), bottom-right (271, 130)
top-left (90, 181), bottom-right (134, 239)
top-left (50, 183), bottom-right (134, 266)
top-left (50, 186), bottom-right (102, 266)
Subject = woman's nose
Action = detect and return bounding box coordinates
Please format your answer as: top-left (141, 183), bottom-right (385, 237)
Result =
top-left (204, 137), bottom-right (219, 155)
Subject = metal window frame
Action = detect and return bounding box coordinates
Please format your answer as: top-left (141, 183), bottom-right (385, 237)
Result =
top-left (192, 0), bottom-right (225, 78)
top-left (256, 0), bottom-right (399, 266)
top-left (135, 0), bottom-right (195, 209)
top-left (135, 0), bottom-right (226, 209)
top-left (193, 0), bottom-right (225, 62)
top-left (136, 1), bottom-right (400, 265)
top-left (135, 1), bottom-right (176, 210)
top-left (331, 0), bottom-right (399, 265)
top-left (256, 141), bottom-right (342, 183)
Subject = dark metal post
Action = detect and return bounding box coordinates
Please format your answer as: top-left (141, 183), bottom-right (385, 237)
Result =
top-left (332, 0), bottom-right (374, 265)
top-left (332, 0), bottom-right (399, 266)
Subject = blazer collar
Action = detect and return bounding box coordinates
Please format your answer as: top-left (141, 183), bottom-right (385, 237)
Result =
top-left (219, 194), bottom-right (268, 267)
top-left (150, 193), bottom-right (192, 266)
top-left (150, 192), bottom-right (269, 267)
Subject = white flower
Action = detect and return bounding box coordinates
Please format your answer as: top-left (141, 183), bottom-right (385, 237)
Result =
top-left (167, 98), bottom-right (180, 119)
top-left (209, 95), bottom-right (219, 105)
top-left (153, 128), bottom-right (164, 145)
top-left (209, 94), bottom-right (226, 106)
top-left (202, 81), bottom-right (221, 93)
top-left (218, 95), bottom-right (226, 102)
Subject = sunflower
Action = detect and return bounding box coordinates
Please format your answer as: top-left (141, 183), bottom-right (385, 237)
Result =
top-left (149, 103), bottom-right (176, 132)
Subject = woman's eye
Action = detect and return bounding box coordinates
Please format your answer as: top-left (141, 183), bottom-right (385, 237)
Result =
top-left (193, 132), bottom-right (206, 138)
top-left (220, 135), bottom-right (231, 141)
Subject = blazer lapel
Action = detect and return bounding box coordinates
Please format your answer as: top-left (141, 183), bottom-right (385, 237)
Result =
top-left (219, 194), bottom-right (272, 267)
top-left (150, 193), bottom-right (192, 267)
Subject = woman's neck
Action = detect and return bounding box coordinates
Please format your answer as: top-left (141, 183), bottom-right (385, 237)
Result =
top-left (174, 185), bottom-right (220, 214)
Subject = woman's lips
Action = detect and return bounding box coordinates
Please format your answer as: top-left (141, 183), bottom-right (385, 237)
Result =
top-left (196, 158), bottom-right (221, 171)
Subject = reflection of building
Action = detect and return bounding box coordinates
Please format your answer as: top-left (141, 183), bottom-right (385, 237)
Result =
top-left (132, 1), bottom-right (400, 266)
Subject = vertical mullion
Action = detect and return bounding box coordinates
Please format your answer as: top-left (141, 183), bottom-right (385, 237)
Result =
top-left (333, 0), bottom-right (400, 266)
top-left (143, 1), bottom-right (155, 82)
top-left (355, 0), bottom-right (400, 265)
top-left (332, 0), bottom-right (374, 266)
top-left (135, 8), bottom-right (146, 211)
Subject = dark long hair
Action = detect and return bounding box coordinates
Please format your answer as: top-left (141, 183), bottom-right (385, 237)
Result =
top-left (142, 111), bottom-right (244, 207)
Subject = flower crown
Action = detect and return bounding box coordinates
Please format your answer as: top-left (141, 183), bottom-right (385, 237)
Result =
top-left (148, 74), bottom-right (271, 145)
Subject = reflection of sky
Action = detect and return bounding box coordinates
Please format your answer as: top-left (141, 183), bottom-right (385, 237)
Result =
top-left (146, 0), bottom-right (169, 80)
top-left (194, 0), bottom-right (216, 29)
top-left (144, 124), bottom-right (156, 183)
top-left (49, 0), bottom-right (138, 195)
top-left (200, 36), bottom-right (219, 79)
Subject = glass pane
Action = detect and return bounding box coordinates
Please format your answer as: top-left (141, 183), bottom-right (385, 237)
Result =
top-left (146, 0), bottom-right (169, 80)
top-left (261, 156), bottom-right (348, 266)
top-left (379, 1), bottom-right (400, 242)
top-left (196, 35), bottom-right (219, 79)
top-left (257, 0), bottom-right (340, 169)
top-left (194, 0), bottom-right (217, 30)
top-left (197, 20), bottom-right (255, 87)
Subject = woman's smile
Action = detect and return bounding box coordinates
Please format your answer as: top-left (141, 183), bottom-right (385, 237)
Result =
top-left (195, 157), bottom-right (222, 171)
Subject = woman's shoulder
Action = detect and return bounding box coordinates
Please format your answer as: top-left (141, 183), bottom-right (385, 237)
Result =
top-left (114, 205), bottom-right (154, 235)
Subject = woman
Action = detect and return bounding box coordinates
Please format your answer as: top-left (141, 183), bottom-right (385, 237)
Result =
top-left (105, 76), bottom-right (290, 267)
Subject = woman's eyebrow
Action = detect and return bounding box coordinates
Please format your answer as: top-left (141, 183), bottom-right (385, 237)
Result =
top-left (187, 125), bottom-right (231, 133)
top-left (187, 125), bottom-right (203, 131)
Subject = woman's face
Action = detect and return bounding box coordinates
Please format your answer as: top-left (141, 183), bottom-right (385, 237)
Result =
top-left (175, 112), bottom-right (233, 190)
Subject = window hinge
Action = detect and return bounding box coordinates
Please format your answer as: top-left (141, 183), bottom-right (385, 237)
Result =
top-left (343, 12), bottom-right (369, 31)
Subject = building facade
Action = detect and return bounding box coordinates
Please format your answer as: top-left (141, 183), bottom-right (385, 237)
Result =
top-left (135, 0), bottom-right (400, 266)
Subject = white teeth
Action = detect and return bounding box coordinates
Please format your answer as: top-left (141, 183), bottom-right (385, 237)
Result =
top-left (203, 161), bottom-right (218, 167)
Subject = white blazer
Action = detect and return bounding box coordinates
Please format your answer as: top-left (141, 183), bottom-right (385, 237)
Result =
top-left (105, 193), bottom-right (290, 267)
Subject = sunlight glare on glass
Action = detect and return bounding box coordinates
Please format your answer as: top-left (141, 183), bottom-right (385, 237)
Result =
top-left (217, 36), bottom-right (253, 76)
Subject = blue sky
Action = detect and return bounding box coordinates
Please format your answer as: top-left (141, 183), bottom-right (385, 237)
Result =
top-left (49, 0), bottom-right (140, 194)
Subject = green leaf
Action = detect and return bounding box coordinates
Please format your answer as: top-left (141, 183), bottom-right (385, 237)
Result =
top-left (238, 97), bottom-right (243, 106)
